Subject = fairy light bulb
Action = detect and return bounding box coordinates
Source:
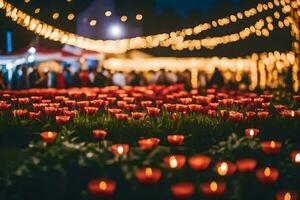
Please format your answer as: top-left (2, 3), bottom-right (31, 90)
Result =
top-left (264, 167), bottom-right (271, 177)
top-left (117, 146), bottom-right (124, 155)
top-left (218, 162), bottom-right (229, 176)
top-left (99, 181), bottom-right (107, 191)
top-left (169, 156), bottom-right (178, 168)
top-left (145, 168), bottom-right (153, 176)
top-left (210, 181), bottom-right (218, 192)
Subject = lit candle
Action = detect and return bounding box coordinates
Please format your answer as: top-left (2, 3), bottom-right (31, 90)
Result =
top-left (290, 150), bottom-right (300, 164)
top-left (245, 128), bottom-right (260, 138)
top-left (236, 158), bottom-right (257, 173)
top-left (135, 167), bottom-right (162, 184)
top-left (111, 144), bottom-right (129, 156)
top-left (261, 141), bottom-right (282, 155)
top-left (88, 179), bottom-right (116, 197)
top-left (171, 182), bottom-right (195, 199)
top-left (138, 138), bottom-right (160, 150)
top-left (216, 161), bottom-right (236, 176)
top-left (200, 181), bottom-right (226, 198)
top-left (188, 155), bottom-right (211, 171)
top-left (40, 131), bottom-right (57, 144)
top-left (164, 155), bottom-right (186, 169)
top-left (276, 190), bottom-right (298, 200)
top-left (256, 167), bottom-right (279, 183)
top-left (167, 135), bottom-right (185, 146)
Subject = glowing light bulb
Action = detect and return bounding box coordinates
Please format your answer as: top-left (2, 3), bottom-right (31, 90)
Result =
top-left (117, 146), bottom-right (124, 155)
top-left (270, 141), bottom-right (276, 148)
top-left (295, 153), bottom-right (300, 162)
top-left (291, 111), bottom-right (295, 117)
top-left (210, 181), bottom-right (218, 192)
top-left (48, 132), bottom-right (53, 138)
top-left (264, 167), bottom-right (271, 177)
top-left (169, 156), bottom-right (178, 168)
top-left (284, 192), bottom-right (291, 200)
top-left (218, 162), bottom-right (228, 176)
top-left (145, 168), bottom-right (153, 176)
top-left (105, 11), bottom-right (112, 17)
top-left (99, 181), bottom-right (107, 191)
top-left (249, 129), bottom-right (254, 137)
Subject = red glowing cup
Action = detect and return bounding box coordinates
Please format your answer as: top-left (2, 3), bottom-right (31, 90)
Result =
top-left (138, 138), bottom-right (160, 150)
top-left (276, 190), bottom-right (298, 200)
top-left (188, 155), bottom-right (210, 171)
top-left (135, 167), bottom-right (162, 184)
top-left (164, 155), bottom-right (186, 169)
top-left (111, 144), bottom-right (129, 156)
top-left (88, 179), bottom-right (116, 197)
top-left (215, 161), bottom-right (237, 176)
top-left (256, 167), bottom-right (279, 183)
top-left (236, 158), bottom-right (257, 172)
top-left (171, 182), bottom-right (195, 199)
top-left (200, 181), bottom-right (226, 198)
top-left (261, 141), bottom-right (282, 155)
top-left (167, 135), bottom-right (185, 145)
top-left (245, 128), bottom-right (260, 138)
top-left (40, 131), bottom-right (57, 144)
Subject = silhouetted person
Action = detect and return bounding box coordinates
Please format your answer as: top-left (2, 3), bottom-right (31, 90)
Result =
top-left (72, 71), bottom-right (81, 87)
top-left (63, 67), bottom-right (72, 88)
top-left (0, 71), bottom-right (7, 90)
top-left (19, 67), bottom-right (29, 89)
top-left (29, 67), bottom-right (40, 88)
top-left (209, 68), bottom-right (224, 88)
top-left (11, 65), bottom-right (21, 90)
top-left (94, 71), bottom-right (109, 87)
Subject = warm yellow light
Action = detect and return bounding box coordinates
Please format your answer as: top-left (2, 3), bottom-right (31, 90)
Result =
top-left (264, 167), bottom-right (271, 177)
top-left (48, 132), bottom-right (53, 138)
top-left (136, 14), bottom-right (143, 21)
top-left (34, 8), bottom-right (40, 14)
top-left (117, 146), bottom-right (124, 154)
top-left (120, 15), bottom-right (127, 22)
top-left (105, 10), bottom-right (112, 17)
top-left (66, 0), bottom-right (72, 2)
top-left (210, 182), bottom-right (218, 192)
top-left (270, 141), bottom-right (276, 148)
top-left (169, 156), bottom-right (178, 168)
top-left (67, 13), bottom-right (75, 21)
top-left (89, 19), bottom-right (97, 26)
top-left (295, 153), bottom-right (300, 162)
top-left (249, 129), bottom-right (254, 137)
top-left (284, 192), bottom-right (292, 200)
top-left (99, 181), bottom-right (107, 191)
top-left (217, 162), bottom-right (228, 176)
top-left (145, 168), bottom-right (153, 176)
top-left (24, 0), bottom-right (30, 3)
top-left (52, 12), bottom-right (60, 20)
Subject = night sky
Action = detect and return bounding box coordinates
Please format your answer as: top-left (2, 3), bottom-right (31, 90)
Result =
top-left (0, 0), bottom-right (291, 57)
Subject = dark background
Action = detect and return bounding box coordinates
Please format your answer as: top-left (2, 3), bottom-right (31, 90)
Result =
top-left (0, 0), bottom-right (292, 57)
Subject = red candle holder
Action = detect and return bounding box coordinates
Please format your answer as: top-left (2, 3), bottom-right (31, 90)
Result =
top-left (138, 138), bottom-right (160, 150)
top-left (276, 190), bottom-right (298, 200)
top-left (245, 128), bottom-right (260, 138)
top-left (200, 181), bottom-right (226, 198)
top-left (261, 141), bottom-right (282, 155)
top-left (171, 182), bottom-right (195, 199)
top-left (92, 130), bottom-right (107, 140)
top-left (167, 135), bottom-right (185, 146)
top-left (216, 161), bottom-right (237, 176)
top-left (290, 150), bottom-right (300, 164)
top-left (40, 131), bottom-right (57, 144)
top-left (236, 158), bottom-right (257, 173)
top-left (135, 167), bottom-right (162, 184)
top-left (88, 179), bottom-right (116, 197)
top-left (256, 167), bottom-right (279, 183)
top-left (111, 144), bottom-right (129, 156)
top-left (164, 155), bottom-right (186, 169)
top-left (188, 155), bottom-right (211, 171)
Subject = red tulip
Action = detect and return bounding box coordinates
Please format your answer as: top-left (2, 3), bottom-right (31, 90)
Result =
top-left (215, 161), bottom-right (237, 176)
top-left (164, 155), bottom-right (186, 169)
top-left (64, 100), bottom-right (77, 107)
top-left (111, 144), bottom-right (129, 156)
top-left (125, 104), bottom-right (137, 112)
top-left (245, 128), bottom-right (260, 138)
top-left (257, 111), bottom-right (269, 119)
top-left (115, 113), bottom-right (129, 121)
top-left (44, 107), bottom-right (58, 116)
top-left (84, 107), bottom-right (99, 115)
top-left (117, 101), bottom-right (127, 108)
top-left (163, 103), bottom-right (176, 112)
top-left (77, 101), bottom-right (90, 108)
top-left (131, 112), bottom-right (146, 120)
top-left (188, 104), bottom-right (202, 112)
top-left (141, 101), bottom-right (152, 107)
top-left (92, 130), bottom-right (107, 140)
top-left (30, 96), bottom-right (43, 103)
top-left (293, 95), bottom-right (300, 101)
top-left (12, 109), bottom-right (28, 117)
top-left (146, 107), bottom-right (160, 117)
top-left (175, 104), bottom-right (188, 112)
top-left (188, 155), bottom-right (211, 171)
top-left (0, 102), bottom-right (11, 111)
top-left (171, 182), bottom-right (195, 199)
top-left (179, 98), bottom-right (193, 105)
top-left (228, 111), bottom-right (244, 122)
top-left (29, 111), bottom-right (42, 120)
top-left (276, 190), bottom-right (298, 200)
top-left (18, 98), bottom-right (30, 105)
top-left (63, 110), bottom-right (77, 118)
top-left (55, 115), bottom-right (71, 125)
top-left (236, 158), bottom-right (257, 172)
top-left (274, 105), bottom-right (285, 112)
top-left (135, 167), bottom-right (162, 184)
top-left (123, 97), bottom-right (135, 103)
top-left (40, 131), bottom-right (57, 144)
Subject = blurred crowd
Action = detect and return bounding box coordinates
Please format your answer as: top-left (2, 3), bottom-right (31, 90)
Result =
top-left (0, 66), bottom-right (230, 90)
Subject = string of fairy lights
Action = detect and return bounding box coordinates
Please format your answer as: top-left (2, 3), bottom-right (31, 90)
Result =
top-left (23, 0), bottom-right (144, 24)
top-left (0, 0), bottom-right (298, 53)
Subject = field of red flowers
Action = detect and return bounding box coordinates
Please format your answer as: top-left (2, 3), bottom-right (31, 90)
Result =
top-left (0, 85), bottom-right (299, 200)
